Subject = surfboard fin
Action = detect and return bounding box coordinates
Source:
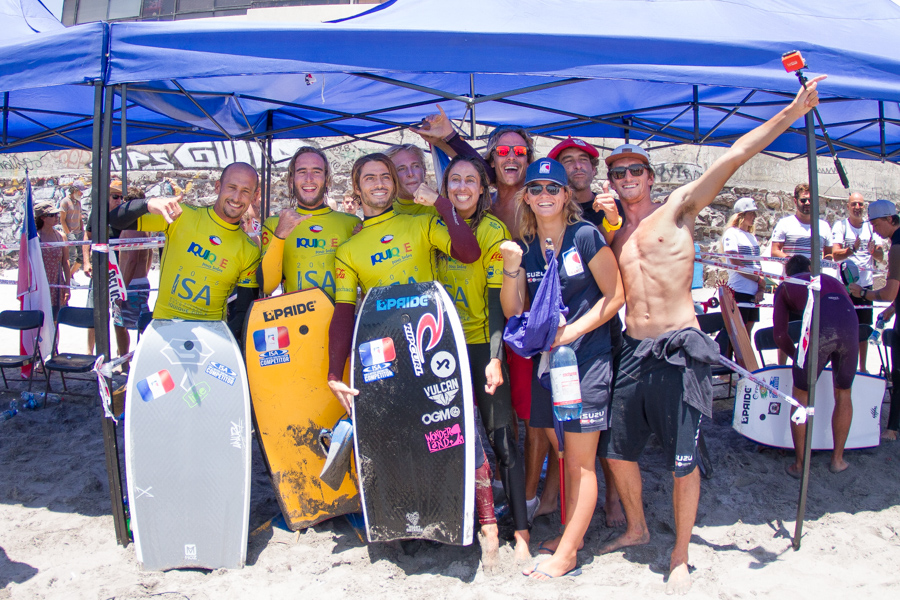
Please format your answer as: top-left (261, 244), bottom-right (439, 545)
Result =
top-left (319, 418), bottom-right (354, 491)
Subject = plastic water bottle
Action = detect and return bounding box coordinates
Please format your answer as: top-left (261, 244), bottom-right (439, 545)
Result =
top-left (550, 345), bottom-right (583, 421)
top-left (19, 391), bottom-right (61, 410)
top-left (869, 316), bottom-right (886, 346)
top-left (1, 401), bottom-right (18, 421)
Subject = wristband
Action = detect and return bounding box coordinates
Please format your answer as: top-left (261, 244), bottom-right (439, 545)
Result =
top-left (602, 215), bottom-right (622, 231)
top-left (861, 289), bottom-right (868, 300)
top-left (502, 268), bottom-right (520, 278)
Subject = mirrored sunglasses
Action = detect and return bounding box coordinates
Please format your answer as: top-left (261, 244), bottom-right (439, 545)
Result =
top-left (495, 145), bottom-right (528, 158)
top-left (526, 183), bottom-right (562, 196)
top-left (609, 165), bottom-right (647, 180)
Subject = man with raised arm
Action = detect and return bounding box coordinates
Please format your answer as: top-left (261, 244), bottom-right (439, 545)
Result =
top-left (108, 162), bottom-right (261, 341)
top-left (325, 153), bottom-right (480, 409)
top-left (597, 77), bottom-right (825, 595)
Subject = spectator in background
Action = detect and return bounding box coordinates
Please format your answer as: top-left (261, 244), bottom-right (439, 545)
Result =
top-left (340, 194), bottom-right (361, 216)
top-left (720, 197), bottom-right (765, 338)
top-left (112, 187), bottom-right (154, 360)
top-left (59, 182), bottom-right (86, 272)
top-left (35, 201), bottom-right (70, 324)
top-left (832, 193), bottom-right (885, 372)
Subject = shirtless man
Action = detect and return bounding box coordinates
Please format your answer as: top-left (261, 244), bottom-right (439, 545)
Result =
top-left (60, 182), bottom-right (86, 271)
top-left (597, 77), bottom-right (825, 595)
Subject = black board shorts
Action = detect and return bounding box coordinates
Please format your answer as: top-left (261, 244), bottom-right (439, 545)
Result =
top-left (850, 288), bottom-right (873, 325)
top-left (732, 291), bottom-right (760, 323)
top-left (599, 335), bottom-right (701, 477)
top-left (530, 351), bottom-right (612, 434)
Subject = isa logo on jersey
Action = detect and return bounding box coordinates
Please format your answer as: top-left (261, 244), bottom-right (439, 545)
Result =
top-left (208, 235), bottom-right (222, 246)
top-left (253, 326), bottom-right (290, 352)
top-left (309, 225), bottom-right (324, 233)
top-left (136, 369), bottom-right (175, 402)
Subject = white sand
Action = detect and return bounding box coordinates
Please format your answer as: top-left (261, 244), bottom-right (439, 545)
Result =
top-left (1, 280), bottom-right (899, 599)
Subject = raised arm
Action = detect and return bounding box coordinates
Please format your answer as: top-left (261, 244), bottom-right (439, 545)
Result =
top-left (411, 106), bottom-right (495, 184)
top-left (676, 76), bottom-right (826, 220)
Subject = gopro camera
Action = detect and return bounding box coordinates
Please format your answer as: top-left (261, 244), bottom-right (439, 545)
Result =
top-left (781, 50), bottom-right (807, 73)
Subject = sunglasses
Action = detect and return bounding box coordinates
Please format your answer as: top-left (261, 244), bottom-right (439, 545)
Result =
top-left (526, 183), bottom-right (562, 196)
top-left (495, 145), bottom-right (528, 158)
top-left (608, 165), bottom-right (648, 180)
top-left (797, 196), bottom-right (813, 204)
top-left (111, 194), bottom-right (123, 200)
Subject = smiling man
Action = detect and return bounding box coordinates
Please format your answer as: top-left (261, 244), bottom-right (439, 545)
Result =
top-left (325, 153), bottom-right (480, 410)
top-left (108, 161), bottom-right (261, 339)
top-left (259, 147), bottom-right (360, 299)
top-left (385, 144), bottom-right (434, 216)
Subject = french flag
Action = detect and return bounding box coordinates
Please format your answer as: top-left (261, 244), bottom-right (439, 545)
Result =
top-left (253, 326), bottom-right (290, 352)
top-left (16, 172), bottom-right (54, 376)
top-left (136, 369), bottom-right (175, 402)
top-left (359, 338), bottom-right (396, 367)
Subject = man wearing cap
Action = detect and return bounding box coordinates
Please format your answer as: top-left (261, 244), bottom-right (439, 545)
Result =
top-left (83, 180), bottom-right (125, 353)
top-left (597, 77), bottom-right (825, 595)
top-left (60, 182), bottom-right (86, 272)
top-left (849, 199), bottom-right (900, 441)
top-left (548, 137), bottom-right (622, 242)
top-left (833, 193), bottom-right (885, 371)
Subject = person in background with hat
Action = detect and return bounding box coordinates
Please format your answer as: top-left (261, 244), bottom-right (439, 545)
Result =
top-left (833, 193), bottom-right (885, 372)
top-left (35, 201), bottom-right (71, 324)
top-left (60, 182), bottom-right (86, 272)
top-left (849, 199), bottom-right (900, 440)
top-left (500, 158), bottom-right (624, 579)
top-left (596, 78), bottom-right (825, 595)
top-left (720, 197), bottom-right (765, 338)
top-left (83, 180), bottom-right (125, 353)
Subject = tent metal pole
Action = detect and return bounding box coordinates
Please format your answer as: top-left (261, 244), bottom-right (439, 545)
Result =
top-left (793, 111), bottom-right (822, 551)
top-left (2, 92), bottom-right (8, 147)
top-left (700, 91), bottom-right (756, 143)
top-left (693, 85), bottom-right (699, 143)
top-left (12, 111), bottom-right (92, 150)
top-left (91, 82), bottom-right (129, 548)
top-left (171, 80), bottom-right (233, 140)
top-left (469, 74), bottom-right (476, 139)
top-left (120, 84), bottom-right (127, 188)
top-left (880, 102), bottom-right (886, 160)
top-left (636, 105), bottom-right (694, 145)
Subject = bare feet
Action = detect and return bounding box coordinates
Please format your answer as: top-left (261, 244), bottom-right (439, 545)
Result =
top-left (536, 535), bottom-right (584, 555)
top-left (514, 530), bottom-right (532, 563)
top-left (604, 498), bottom-right (626, 528)
top-left (479, 526), bottom-right (500, 576)
top-left (534, 495), bottom-right (557, 519)
top-left (523, 554), bottom-right (579, 580)
top-left (829, 459), bottom-right (850, 473)
top-left (785, 463), bottom-right (802, 479)
top-left (666, 563), bottom-right (692, 595)
top-left (882, 429), bottom-right (898, 442)
top-left (598, 526), bottom-right (650, 555)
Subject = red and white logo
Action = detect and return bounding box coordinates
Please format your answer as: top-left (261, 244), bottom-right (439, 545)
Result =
top-left (309, 225), bottom-right (323, 233)
top-left (381, 235), bottom-right (394, 244)
top-left (539, 161), bottom-right (551, 174)
top-left (208, 235), bottom-right (222, 246)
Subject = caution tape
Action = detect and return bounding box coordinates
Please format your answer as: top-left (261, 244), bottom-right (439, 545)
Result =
top-left (695, 257), bottom-right (812, 287)
top-left (700, 251), bottom-right (884, 274)
top-left (718, 354), bottom-right (812, 424)
top-left (94, 352), bottom-right (134, 421)
top-left (0, 237), bottom-right (165, 253)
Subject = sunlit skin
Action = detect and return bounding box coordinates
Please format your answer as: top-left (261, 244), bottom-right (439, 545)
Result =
top-left (391, 149), bottom-right (426, 200)
top-left (557, 148), bottom-right (596, 196)
top-left (445, 161), bottom-right (481, 219)
top-left (356, 161), bottom-right (395, 216)
top-left (291, 152), bottom-right (328, 209)
top-left (491, 131), bottom-right (529, 189)
top-left (214, 163), bottom-right (260, 224)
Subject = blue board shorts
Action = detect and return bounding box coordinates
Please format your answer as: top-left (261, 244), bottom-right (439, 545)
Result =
top-left (530, 351), bottom-right (612, 434)
top-left (113, 278), bottom-right (151, 329)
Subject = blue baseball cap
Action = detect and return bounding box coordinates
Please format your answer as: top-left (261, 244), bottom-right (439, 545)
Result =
top-left (867, 199), bottom-right (897, 221)
top-left (524, 158), bottom-right (568, 187)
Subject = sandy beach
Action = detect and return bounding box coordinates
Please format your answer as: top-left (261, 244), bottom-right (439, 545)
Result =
top-left (1, 276), bottom-right (899, 599)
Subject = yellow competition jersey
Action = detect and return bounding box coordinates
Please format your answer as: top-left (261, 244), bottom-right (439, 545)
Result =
top-left (260, 206), bottom-right (360, 298)
top-left (334, 209), bottom-right (452, 304)
top-left (137, 205), bottom-right (260, 320)
top-left (393, 198), bottom-right (438, 217)
top-left (437, 214), bottom-right (508, 344)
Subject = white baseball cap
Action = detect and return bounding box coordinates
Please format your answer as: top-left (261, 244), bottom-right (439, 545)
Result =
top-left (733, 197), bottom-right (759, 213)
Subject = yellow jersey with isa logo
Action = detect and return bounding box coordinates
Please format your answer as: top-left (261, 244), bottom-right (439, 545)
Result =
top-left (260, 206), bottom-right (360, 299)
top-left (137, 205), bottom-right (260, 320)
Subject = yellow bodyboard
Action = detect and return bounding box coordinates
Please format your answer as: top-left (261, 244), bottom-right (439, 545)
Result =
top-left (244, 288), bottom-right (359, 530)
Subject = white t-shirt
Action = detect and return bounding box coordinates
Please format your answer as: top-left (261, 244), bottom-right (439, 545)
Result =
top-left (831, 218), bottom-right (883, 287)
top-left (770, 215), bottom-right (832, 259)
top-left (723, 227), bottom-right (761, 295)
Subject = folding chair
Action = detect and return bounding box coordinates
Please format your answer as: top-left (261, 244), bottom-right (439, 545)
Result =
top-left (44, 307), bottom-right (102, 397)
top-left (878, 328), bottom-right (893, 386)
top-left (0, 310), bottom-right (49, 392)
top-left (753, 320), bottom-right (802, 367)
top-left (696, 312), bottom-right (735, 399)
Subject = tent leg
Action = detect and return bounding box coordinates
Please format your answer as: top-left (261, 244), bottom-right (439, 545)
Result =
top-left (120, 84), bottom-right (127, 187)
top-left (793, 111), bottom-right (822, 551)
top-left (93, 83), bottom-right (129, 548)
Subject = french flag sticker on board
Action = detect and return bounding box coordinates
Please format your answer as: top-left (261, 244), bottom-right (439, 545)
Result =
top-left (136, 369), bottom-right (175, 402)
top-left (253, 327), bottom-right (290, 352)
top-left (359, 337), bottom-right (396, 367)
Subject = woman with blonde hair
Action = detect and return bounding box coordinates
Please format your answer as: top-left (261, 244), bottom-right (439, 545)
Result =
top-left (721, 197), bottom-right (765, 336)
top-left (500, 158), bottom-right (624, 579)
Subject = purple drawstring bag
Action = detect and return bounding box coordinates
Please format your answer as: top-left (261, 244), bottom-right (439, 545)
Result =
top-left (503, 243), bottom-right (568, 361)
